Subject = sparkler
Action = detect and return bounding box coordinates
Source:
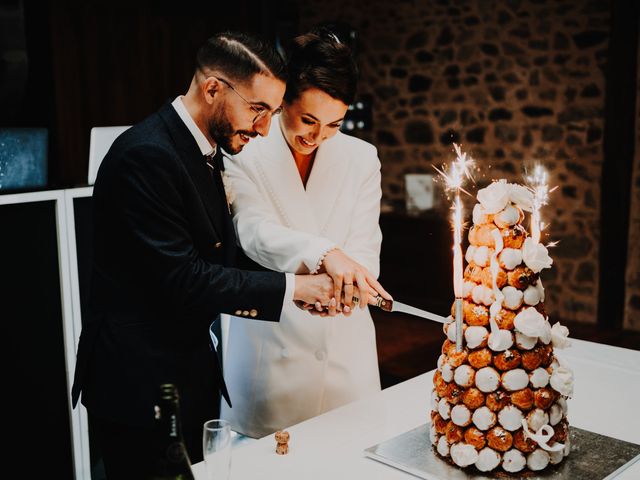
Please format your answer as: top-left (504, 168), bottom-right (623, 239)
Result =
top-left (435, 144), bottom-right (474, 351)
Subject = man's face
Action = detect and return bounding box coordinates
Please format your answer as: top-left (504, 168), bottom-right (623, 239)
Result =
top-left (206, 74), bottom-right (285, 154)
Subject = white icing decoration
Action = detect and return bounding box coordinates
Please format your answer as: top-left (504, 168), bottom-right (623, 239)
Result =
top-left (475, 367), bottom-right (500, 392)
top-left (539, 320), bottom-right (552, 344)
top-left (498, 405), bottom-right (524, 431)
top-left (557, 397), bottom-right (569, 415)
top-left (550, 365), bottom-right (574, 396)
top-left (463, 280), bottom-right (475, 298)
top-left (450, 443), bottom-right (479, 467)
top-left (475, 447), bottom-right (501, 472)
top-left (477, 180), bottom-right (510, 214)
top-left (472, 284), bottom-right (494, 306)
top-left (473, 203), bottom-right (490, 225)
top-left (472, 406), bottom-right (497, 431)
top-left (454, 365), bottom-right (475, 388)
top-left (488, 330), bottom-right (513, 352)
top-left (549, 403), bottom-right (563, 426)
top-left (438, 398), bottom-right (451, 420)
top-left (437, 354), bottom-right (445, 370)
top-left (447, 323), bottom-right (457, 342)
top-left (508, 183), bottom-right (534, 212)
top-left (473, 245), bottom-right (490, 267)
top-left (451, 404), bottom-right (472, 426)
top-left (430, 425), bottom-right (438, 444)
top-left (527, 449), bottom-right (551, 471)
top-left (494, 204), bottom-right (520, 228)
top-left (515, 331), bottom-right (537, 350)
top-left (465, 326), bottom-right (488, 349)
top-left (523, 284), bottom-right (541, 306)
top-left (441, 363), bottom-right (454, 382)
top-left (502, 286), bottom-right (524, 310)
top-left (502, 369), bottom-right (529, 391)
top-left (551, 322), bottom-right (571, 349)
top-left (431, 390), bottom-right (440, 409)
top-left (529, 368), bottom-right (550, 388)
top-left (514, 307), bottom-right (547, 337)
top-left (499, 248), bottom-right (522, 270)
top-left (522, 237), bottom-right (553, 273)
top-left (502, 449), bottom-right (527, 473)
top-left (437, 435), bottom-right (450, 457)
top-left (549, 449), bottom-right (564, 465)
top-left (465, 245), bottom-right (477, 264)
top-left (521, 420), bottom-right (564, 453)
top-left (527, 409), bottom-right (550, 432)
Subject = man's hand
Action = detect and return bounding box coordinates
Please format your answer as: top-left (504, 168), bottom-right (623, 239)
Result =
top-left (321, 248), bottom-right (392, 312)
top-left (293, 273), bottom-right (335, 315)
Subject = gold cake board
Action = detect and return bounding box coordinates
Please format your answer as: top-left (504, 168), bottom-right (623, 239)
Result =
top-left (364, 424), bottom-right (640, 480)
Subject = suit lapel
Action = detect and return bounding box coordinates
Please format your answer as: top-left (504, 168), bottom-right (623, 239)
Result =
top-left (158, 103), bottom-right (226, 240)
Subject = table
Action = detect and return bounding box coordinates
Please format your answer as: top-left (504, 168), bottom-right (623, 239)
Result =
top-left (193, 339), bottom-right (640, 479)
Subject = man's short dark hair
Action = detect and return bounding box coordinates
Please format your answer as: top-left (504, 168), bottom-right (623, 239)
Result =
top-left (284, 28), bottom-right (358, 106)
top-left (196, 31), bottom-right (287, 85)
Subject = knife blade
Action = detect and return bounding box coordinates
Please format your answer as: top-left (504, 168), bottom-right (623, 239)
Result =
top-left (371, 296), bottom-right (448, 324)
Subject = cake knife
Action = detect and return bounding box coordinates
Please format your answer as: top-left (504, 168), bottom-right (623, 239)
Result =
top-left (343, 295), bottom-right (448, 324)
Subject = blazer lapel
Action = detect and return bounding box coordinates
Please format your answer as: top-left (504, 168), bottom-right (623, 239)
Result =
top-left (158, 103), bottom-right (225, 240)
top-left (254, 119), bottom-right (320, 234)
top-left (304, 132), bottom-right (350, 234)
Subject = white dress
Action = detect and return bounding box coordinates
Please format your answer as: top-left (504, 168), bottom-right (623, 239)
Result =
top-left (220, 118), bottom-right (382, 438)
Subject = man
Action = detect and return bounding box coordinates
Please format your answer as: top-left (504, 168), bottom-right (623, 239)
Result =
top-left (71, 31), bottom-right (334, 478)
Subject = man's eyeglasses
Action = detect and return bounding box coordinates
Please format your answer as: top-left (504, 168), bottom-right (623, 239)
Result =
top-left (213, 76), bottom-right (282, 124)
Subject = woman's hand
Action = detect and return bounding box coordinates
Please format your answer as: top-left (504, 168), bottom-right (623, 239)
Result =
top-left (321, 248), bottom-right (392, 313)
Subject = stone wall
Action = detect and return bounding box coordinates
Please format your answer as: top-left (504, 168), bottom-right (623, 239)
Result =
top-left (298, 0), bottom-right (612, 325)
top-left (625, 45), bottom-right (640, 330)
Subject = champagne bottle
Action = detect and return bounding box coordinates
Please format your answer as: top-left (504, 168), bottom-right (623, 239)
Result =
top-left (151, 384), bottom-right (195, 480)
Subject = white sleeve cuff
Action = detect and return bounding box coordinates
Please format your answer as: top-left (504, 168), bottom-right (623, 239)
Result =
top-left (283, 272), bottom-right (296, 308)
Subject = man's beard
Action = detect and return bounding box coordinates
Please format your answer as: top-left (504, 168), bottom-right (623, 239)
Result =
top-left (207, 105), bottom-right (255, 155)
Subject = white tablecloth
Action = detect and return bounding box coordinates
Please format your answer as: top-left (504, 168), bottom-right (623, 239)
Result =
top-left (193, 339), bottom-right (640, 479)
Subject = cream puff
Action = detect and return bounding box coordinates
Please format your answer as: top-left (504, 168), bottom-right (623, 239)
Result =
top-left (495, 308), bottom-right (516, 330)
top-left (494, 204), bottom-right (523, 229)
top-left (451, 404), bottom-right (472, 427)
top-left (454, 365), bottom-right (476, 388)
top-left (502, 286), bottom-right (524, 310)
top-left (521, 347), bottom-right (544, 371)
top-left (527, 408), bottom-right (549, 432)
top-left (469, 224), bottom-right (496, 247)
top-left (472, 406), bottom-right (497, 431)
top-left (501, 224), bottom-right (527, 249)
top-left (465, 326), bottom-right (489, 349)
top-left (498, 405), bottom-right (524, 431)
top-left (464, 426), bottom-right (487, 450)
top-left (463, 301), bottom-right (490, 327)
top-left (445, 421), bottom-right (464, 444)
top-left (441, 362), bottom-right (454, 383)
top-left (513, 428), bottom-right (537, 453)
top-left (551, 420), bottom-right (569, 443)
top-left (450, 442), bottom-right (479, 467)
top-left (534, 387), bottom-right (556, 410)
top-left (447, 349), bottom-right (469, 368)
top-left (527, 449), bottom-right (550, 471)
top-left (433, 412), bottom-right (449, 434)
top-left (493, 349), bottom-right (522, 371)
top-left (499, 248), bottom-right (523, 270)
top-left (502, 449), bottom-right (527, 473)
top-left (486, 426), bottom-right (514, 452)
top-left (507, 266), bottom-right (538, 289)
top-left (549, 403), bottom-right (563, 426)
top-left (462, 388), bottom-right (486, 410)
top-left (529, 367), bottom-right (550, 388)
top-left (436, 435), bottom-right (450, 457)
top-left (468, 348), bottom-right (493, 369)
top-left (480, 266), bottom-right (508, 289)
top-left (486, 390), bottom-right (511, 412)
top-left (472, 245), bottom-right (492, 268)
top-left (475, 447), bottom-right (501, 472)
top-left (437, 398), bottom-right (451, 420)
top-left (464, 264), bottom-right (484, 284)
top-left (515, 331), bottom-right (537, 350)
top-left (472, 283), bottom-right (494, 306)
top-left (475, 367), bottom-right (500, 393)
top-left (510, 388), bottom-right (534, 411)
top-left (501, 369), bottom-right (529, 391)
top-left (448, 384), bottom-right (465, 405)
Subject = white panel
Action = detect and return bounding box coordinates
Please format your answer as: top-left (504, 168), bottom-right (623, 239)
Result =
top-left (88, 126), bottom-right (130, 185)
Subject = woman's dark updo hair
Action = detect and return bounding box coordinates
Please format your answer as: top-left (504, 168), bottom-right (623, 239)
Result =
top-left (284, 27), bottom-right (358, 106)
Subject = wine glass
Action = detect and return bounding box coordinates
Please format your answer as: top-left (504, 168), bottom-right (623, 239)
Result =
top-left (202, 419), bottom-right (232, 480)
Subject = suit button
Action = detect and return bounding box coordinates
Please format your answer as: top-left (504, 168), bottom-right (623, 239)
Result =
top-left (215, 242), bottom-right (223, 249)
top-left (234, 310), bottom-right (242, 316)
top-left (315, 349), bottom-right (326, 361)
top-left (250, 309), bottom-right (258, 317)
top-left (242, 310), bottom-right (249, 317)
top-left (281, 348), bottom-right (289, 358)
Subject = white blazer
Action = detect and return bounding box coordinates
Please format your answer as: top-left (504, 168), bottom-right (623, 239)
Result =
top-left (220, 118), bottom-right (383, 438)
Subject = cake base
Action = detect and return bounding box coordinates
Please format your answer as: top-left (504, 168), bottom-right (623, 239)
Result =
top-left (364, 423), bottom-right (640, 479)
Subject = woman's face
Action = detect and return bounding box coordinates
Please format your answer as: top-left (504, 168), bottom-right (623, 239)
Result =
top-left (280, 88), bottom-right (348, 156)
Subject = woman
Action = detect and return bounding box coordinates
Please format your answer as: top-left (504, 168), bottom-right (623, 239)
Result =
top-left (221, 30), bottom-right (389, 438)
